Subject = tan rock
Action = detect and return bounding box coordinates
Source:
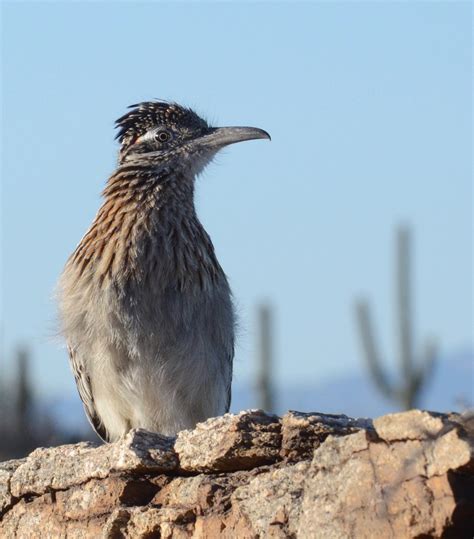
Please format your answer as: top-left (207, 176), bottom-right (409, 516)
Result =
top-left (9, 428), bottom-right (176, 499)
top-left (175, 409), bottom-right (281, 472)
top-left (280, 410), bottom-right (372, 461)
top-left (1, 409), bottom-right (472, 538)
top-left (0, 458), bottom-right (25, 513)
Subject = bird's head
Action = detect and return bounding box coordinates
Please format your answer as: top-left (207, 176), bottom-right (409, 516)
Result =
top-left (115, 101), bottom-right (270, 175)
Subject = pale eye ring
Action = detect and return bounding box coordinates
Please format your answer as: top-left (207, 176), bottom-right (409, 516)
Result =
top-left (156, 131), bottom-right (170, 142)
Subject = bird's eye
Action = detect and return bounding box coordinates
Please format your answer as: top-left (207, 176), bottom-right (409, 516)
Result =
top-left (156, 131), bottom-right (170, 142)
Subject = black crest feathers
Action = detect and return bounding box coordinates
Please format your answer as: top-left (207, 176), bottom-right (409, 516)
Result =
top-left (115, 101), bottom-right (208, 150)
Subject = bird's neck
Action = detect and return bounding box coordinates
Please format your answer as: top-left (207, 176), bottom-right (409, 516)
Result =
top-left (70, 164), bottom-right (221, 288)
top-left (105, 162), bottom-right (196, 212)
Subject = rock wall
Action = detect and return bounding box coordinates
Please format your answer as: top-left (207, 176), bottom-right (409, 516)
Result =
top-left (1, 409), bottom-right (473, 538)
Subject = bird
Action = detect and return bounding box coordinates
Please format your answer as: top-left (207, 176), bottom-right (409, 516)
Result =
top-left (57, 100), bottom-right (270, 442)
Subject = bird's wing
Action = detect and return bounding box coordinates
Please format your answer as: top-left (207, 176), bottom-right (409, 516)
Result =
top-left (67, 345), bottom-right (108, 442)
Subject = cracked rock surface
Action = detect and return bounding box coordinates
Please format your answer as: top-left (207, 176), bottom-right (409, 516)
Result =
top-left (0, 409), bottom-right (472, 538)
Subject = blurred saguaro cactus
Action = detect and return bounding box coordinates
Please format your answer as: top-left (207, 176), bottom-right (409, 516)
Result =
top-left (256, 303), bottom-right (275, 412)
top-left (16, 346), bottom-right (33, 434)
top-left (0, 345), bottom-right (36, 458)
top-left (355, 226), bottom-right (437, 410)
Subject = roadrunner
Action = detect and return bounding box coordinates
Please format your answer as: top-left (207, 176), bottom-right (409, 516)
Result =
top-left (58, 101), bottom-right (270, 442)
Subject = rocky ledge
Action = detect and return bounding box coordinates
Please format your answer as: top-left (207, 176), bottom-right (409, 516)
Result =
top-left (0, 409), bottom-right (473, 538)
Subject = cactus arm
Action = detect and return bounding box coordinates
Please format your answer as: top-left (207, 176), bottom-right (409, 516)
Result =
top-left (355, 300), bottom-right (395, 399)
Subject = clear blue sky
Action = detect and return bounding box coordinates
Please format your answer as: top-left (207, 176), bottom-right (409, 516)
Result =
top-left (1, 2), bottom-right (472, 404)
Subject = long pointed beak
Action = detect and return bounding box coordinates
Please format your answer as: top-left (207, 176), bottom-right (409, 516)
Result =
top-left (197, 126), bottom-right (271, 149)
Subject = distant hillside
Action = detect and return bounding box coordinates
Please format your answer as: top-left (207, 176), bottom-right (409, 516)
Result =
top-left (233, 348), bottom-right (473, 418)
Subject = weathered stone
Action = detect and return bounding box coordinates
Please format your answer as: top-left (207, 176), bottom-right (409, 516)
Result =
top-left (0, 409), bottom-right (472, 538)
top-left (298, 409), bottom-right (474, 538)
top-left (0, 458), bottom-right (25, 513)
top-left (373, 408), bottom-right (449, 440)
top-left (280, 410), bottom-right (372, 461)
top-left (175, 409), bottom-right (281, 472)
top-left (9, 428), bottom-right (176, 498)
top-left (231, 461), bottom-right (310, 537)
